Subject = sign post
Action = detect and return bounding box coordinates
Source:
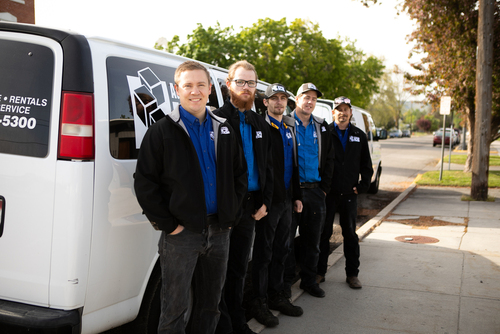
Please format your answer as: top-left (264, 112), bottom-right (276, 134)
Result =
top-left (439, 96), bottom-right (451, 181)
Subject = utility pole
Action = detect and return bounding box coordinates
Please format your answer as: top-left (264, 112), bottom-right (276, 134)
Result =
top-left (471, 0), bottom-right (494, 200)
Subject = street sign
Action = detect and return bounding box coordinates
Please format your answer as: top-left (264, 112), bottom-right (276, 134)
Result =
top-left (440, 96), bottom-right (451, 115)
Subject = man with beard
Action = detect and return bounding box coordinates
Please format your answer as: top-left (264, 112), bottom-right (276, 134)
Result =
top-left (214, 60), bottom-right (273, 334)
top-left (283, 83), bottom-right (334, 299)
top-left (317, 96), bottom-right (373, 289)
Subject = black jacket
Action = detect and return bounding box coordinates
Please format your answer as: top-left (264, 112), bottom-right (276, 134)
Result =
top-left (264, 113), bottom-right (301, 204)
top-left (134, 106), bottom-right (247, 234)
top-left (289, 111), bottom-right (335, 194)
top-left (214, 100), bottom-right (274, 210)
top-left (328, 122), bottom-right (373, 196)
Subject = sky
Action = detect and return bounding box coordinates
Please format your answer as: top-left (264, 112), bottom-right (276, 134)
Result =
top-left (35, 0), bottom-right (418, 73)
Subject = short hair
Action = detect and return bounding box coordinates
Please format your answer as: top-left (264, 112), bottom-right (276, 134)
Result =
top-left (227, 60), bottom-right (258, 82)
top-left (174, 60), bottom-right (211, 85)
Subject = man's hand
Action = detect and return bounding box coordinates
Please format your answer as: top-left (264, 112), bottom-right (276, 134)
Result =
top-left (353, 186), bottom-right (358, 195)
top-left (293, 200), bottom-right (303, 213)
top-left (252, 204), bottom-right (268, 221)
top-left (169, 224), bottom-right (184, 235)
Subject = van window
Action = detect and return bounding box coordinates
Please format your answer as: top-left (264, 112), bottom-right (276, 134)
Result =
top-left (107, 57), bottom-right (219, 159)
top-left (0, 39), bottom-right (53, 158)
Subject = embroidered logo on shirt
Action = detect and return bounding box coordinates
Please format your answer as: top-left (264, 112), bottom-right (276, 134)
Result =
top-left (286, 132), bottom-right (292, 139)
top-left (210, 131), bottom-right (215, 140)
top-left (256, 131), bottom-right (263, 139)
top-left (221, 126), bottom-right (230, 134)
top-left (313, 130), bottom-right (318, 138)
top-left (349, 136), bottom-right (360, 142)
top-left (321, 126), bottom-right (326, 132)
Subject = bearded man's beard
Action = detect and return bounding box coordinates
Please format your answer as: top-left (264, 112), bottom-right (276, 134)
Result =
top-left (230, 89), bottom-right (255, 111)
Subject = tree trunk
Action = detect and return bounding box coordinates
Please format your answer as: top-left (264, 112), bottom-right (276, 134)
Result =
top-left (471, 0), bottom-right (494, 200)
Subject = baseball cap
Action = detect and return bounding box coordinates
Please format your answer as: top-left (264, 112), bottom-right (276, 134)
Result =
top-left (334, 96), bottom-right (352, 109)
top-left (265, 83), bottom-right (291, 99)
top-left (296, 83), bottom-right (322, 98)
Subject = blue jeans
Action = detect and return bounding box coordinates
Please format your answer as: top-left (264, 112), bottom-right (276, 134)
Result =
top-left (295, 187), bottom-right (326, 287)
top-left (158, 225), bottom-right (230, 334)
top-left (319, 193), bottom-right (360, 277)
top-left (252, 192), bottom-right (292, 299)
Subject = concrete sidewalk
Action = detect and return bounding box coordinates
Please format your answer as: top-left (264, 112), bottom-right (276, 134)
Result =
top-left (253, 143), bottom-right (500, 334)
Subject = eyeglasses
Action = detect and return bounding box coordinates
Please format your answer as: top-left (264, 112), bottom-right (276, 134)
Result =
top-left (334, 97), bottom-right (351, 105)
top-left (232, 79), bottom-right (257, 88)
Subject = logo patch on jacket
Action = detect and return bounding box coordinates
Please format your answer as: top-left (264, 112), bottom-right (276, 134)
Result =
top-left (256, 131), bottom-right (263, 139)
top-left (321, 126), bottom-right (326, 132)
top-left (349, 136), bottom-right (360, 142)
top-left (221, 126), bottom-right (230, 134)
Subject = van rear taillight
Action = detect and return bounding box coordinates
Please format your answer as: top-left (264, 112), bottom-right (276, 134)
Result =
top-left (58, 92), bottom-right (94, 160)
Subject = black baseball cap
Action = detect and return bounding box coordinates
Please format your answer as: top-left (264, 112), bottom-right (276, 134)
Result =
top-left (296, 83), bottom-right (322, 98)
top-left (265, 83), bottom-right (291, 99)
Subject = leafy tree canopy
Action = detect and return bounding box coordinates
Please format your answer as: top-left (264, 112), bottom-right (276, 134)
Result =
top-left (155, 18), bottom-right (384, 108)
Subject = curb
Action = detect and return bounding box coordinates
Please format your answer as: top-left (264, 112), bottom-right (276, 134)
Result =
top-left (249, 182), bottom-right (418, 333)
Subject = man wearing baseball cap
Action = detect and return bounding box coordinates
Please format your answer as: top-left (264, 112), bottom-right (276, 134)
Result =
top-left (249, 83), bottom-right (304, 327)
top-left (317, 96), bottom-right (373, 289)
top-left (284, 83), bottom-right (334, 298)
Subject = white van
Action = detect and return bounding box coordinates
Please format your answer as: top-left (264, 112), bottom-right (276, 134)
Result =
top-left (0, 22), bottom-right (277, 334)
top-left (313, 99), bottom-right (382, 194)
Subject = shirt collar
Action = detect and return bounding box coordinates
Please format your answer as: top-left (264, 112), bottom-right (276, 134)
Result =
top-left (179, 105), bottom-right (207, 127)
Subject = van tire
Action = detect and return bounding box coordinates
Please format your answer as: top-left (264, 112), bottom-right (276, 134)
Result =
top-left (368, 168), bottom-right (381, 194)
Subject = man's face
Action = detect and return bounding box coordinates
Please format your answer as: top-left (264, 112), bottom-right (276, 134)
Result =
top-left (264, 93), bottom-right (288, 117)
top-left (227, 67), bottom-right (256, 110)
top-left (333, 103), bottom-right (352, 126)
top-left (175, 69), bottom-right (212, 115)
top-left (295, 91), bottom-right (318, 118)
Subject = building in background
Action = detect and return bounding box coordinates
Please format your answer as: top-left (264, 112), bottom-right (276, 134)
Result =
top-left (0, 0), bottom-right (34, 23)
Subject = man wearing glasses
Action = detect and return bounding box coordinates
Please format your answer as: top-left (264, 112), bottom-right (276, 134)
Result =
top-left (214, 61), bottom-right (273, 334)
top-left (284, 83), bottom-right (334, 299)
top-left (317, 96), bottom-right (373, 289)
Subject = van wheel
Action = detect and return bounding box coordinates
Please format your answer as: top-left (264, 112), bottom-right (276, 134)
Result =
top-left (368, 168), bottom-right (380, 194)
top-left (133, 263), bottom-right (193, 333)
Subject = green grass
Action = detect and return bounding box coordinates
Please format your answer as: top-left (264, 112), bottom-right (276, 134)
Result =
top-left (443, 154), bottom-right (500, 166)
top-left (416, 170), bottom-right (500, 187)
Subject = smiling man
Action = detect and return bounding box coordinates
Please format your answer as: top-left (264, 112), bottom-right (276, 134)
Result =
top-left (134, 60), bottom-right (247, 334)
top-left (214, 61), bottom-right (273, 334)
top-left (283, 83), bottom-right (334, 299)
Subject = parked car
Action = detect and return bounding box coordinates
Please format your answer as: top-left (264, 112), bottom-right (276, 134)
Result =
top-left (376, 127), bottom-right (388, 139)
top-left (389, 129), bottom-right (402, 138)
top-left (402, 129), bottom-right (411, 137)
top-left (433, 128), bottom-right (457, 147)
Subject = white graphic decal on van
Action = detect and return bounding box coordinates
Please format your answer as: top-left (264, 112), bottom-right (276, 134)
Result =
top-left (127, 68), bottom-right (170, 148)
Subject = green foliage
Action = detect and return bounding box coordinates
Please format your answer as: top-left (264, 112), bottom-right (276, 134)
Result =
top-left (157, 18), bottom-right (384, 107)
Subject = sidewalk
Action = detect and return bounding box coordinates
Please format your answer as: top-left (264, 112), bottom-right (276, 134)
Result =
top-left (255, 142), bottom-right (500, 334)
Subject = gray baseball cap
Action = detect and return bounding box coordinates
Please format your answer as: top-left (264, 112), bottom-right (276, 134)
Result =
top-left (265, 83), bottom-right (291, 99)
top-left (296, 83), bottom-right (322, 98)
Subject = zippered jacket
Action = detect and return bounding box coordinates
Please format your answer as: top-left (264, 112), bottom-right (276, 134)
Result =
top-left (289, 111), bottom-right (335, 194)
top-left (264, 113), bottom-right (301, 204)
top-left (214, 100), bottom-right (274, 210)
top-left (134, 106), bottom-right (247, 234)
top-left (328, 122), bottom-right (373, 196)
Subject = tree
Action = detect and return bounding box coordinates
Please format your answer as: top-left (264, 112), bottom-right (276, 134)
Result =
top-left (416, 117), bottom-right (431, 131)
top-left (156, 18), bottom-right (384, 107)
top-left (358, 0), bottom-right (500, 174)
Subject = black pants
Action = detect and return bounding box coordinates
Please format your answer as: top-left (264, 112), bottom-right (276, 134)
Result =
top-left (251, 192), bottom-right (292, 299)
top-left (318, 193), bottom-right (360, 277)
top-left (216, 193), bottom-right (256, 334)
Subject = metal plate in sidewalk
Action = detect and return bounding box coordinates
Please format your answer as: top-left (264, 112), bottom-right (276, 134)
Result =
top-left (395, 235), bottom-right (440, 244)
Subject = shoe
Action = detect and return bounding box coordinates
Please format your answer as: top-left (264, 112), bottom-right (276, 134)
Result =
top-left (268, 291), bottom-right (303, 317)
top-left (249, 297), bottom-right (279, 327)
top-left (316, 274), bottom-right (325, 284)
top-left (299, 282), bottom-right (325, 298)
top-left (233, 324), bottom-right (257, 334)
top-left (346, 276), bottom-right (362, 289)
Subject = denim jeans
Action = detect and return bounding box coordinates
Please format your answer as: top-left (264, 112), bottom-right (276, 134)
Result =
top-left (252, 192), bottom-right (292, 299)
top-left (293, 187), bottom-right (326, 287)
top-left (319, 193), bottom-right (360, 277)
top-left (216, 193), bottom-right (256, 334)
top-left (158, 225), bottom-right (230, 334)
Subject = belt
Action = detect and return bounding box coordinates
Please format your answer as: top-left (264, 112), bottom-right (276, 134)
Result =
top-left (207, 214), bottom-right (219, 225)
top-left (300, 182), bottom-right (320, 189)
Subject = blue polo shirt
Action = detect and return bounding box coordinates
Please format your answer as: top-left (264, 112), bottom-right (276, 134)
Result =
top-left (294, 114), bottom-right (321, 183)
top-left (239, 111), bottom-right (260, 192)
top-left (334, 122), bottom-right (350, 151)
top-left (179, 106), bottom-right (217, 215)
top-left (269, 115), bottom-right (293, 190)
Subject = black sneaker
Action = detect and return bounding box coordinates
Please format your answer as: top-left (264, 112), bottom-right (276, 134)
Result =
top-left (249, 297), bottom-right (279, 327)
top-left (268, 291), bottom-right (303, 317)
